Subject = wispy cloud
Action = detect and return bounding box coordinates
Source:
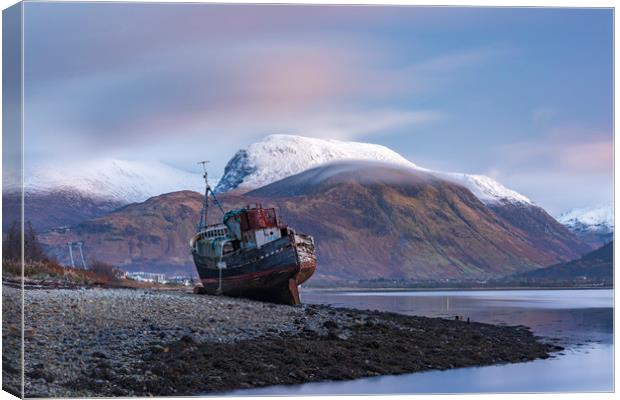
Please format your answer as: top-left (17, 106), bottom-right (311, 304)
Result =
top-left (491, 168), bottom-right (613, 216)
top-left (415, 45), bottom-right (505, 72)
top-left (26, 13), bottom-right (485, 162)
top-left (287, 109), bottom-right (443, 140)
top-left (488, 123), bottom-right (613, 214)
top-left (495, 124), bottom-right (612, 174)
top-left (20, 3), bottom-right (612, 213)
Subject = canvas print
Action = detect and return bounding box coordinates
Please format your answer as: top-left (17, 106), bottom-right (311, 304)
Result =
top-left (2, 2), bottom-right (614, 398)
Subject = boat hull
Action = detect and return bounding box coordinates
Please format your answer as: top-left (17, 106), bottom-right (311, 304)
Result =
top-left (193, 233), bottom-right (316, 305)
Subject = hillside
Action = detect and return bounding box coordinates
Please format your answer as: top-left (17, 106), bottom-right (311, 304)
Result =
top-left (39, 191), bottom-right (204, 275)
top-left (247, 162), bottom-right (587, 281)
top-left (3, 191), bottom-right (124, 232)
top-left (487, 203), bottom-right (591, 265)
top-left (39, 162), bottom-right (589, 282)
top-left (509, 241), bottom-right (613, 285)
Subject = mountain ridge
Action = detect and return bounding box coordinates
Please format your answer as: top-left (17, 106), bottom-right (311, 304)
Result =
top-left (215, 134), bottom-right (533, 206)
top-left (38, 162), bottom-right (589, 281)
top-left (22, 158), bottom-right (203, 204)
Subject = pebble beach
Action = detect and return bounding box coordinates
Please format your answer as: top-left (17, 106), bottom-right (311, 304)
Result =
top-left (2, 285), bottom-right (560, 397)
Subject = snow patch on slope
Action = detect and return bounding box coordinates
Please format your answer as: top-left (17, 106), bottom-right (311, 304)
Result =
top-left (438, 173), bottom-right (532, 205)
top-left (215, 134), bottom-right (532, 205)
top-left (25, 159), bottom-right (203, 203)
top-left (557, 205), bottom-right (614, 233)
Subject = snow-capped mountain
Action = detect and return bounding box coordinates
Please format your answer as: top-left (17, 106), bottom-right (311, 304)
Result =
top-left (24, 158), bottom-right (204, 203)
top-left (215, 134), bottom-right (532, 206)
top-left (214, 135), bottom-right (416, 192)
top-left (558, 205), bottom-right (614, 233)
top-left (557, 205), bottom-right (614, 247)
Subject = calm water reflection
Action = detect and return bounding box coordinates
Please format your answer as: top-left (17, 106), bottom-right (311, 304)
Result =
top-left (228, 289), bottom-right (613, 395)
top-left (304, 289), bottom-right (613, 346)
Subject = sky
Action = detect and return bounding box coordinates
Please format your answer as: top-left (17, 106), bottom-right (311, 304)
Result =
top-left (22, 3), bottom-right (613, 215)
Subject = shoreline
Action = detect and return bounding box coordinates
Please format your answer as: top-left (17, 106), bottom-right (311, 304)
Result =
top-left (5, 274), bottom-right (611, 293)
top-left (303, 285), bottom-right (613, 292)
top-left (4, 286), bottom-right (561, 397)
top-left (118, 306), bottom-right (560, 396)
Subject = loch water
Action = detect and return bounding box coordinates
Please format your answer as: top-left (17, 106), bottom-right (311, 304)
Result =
top-left (228, 288), bottom-right (613, 395)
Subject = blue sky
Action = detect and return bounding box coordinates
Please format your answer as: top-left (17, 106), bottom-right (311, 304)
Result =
top-left (23, 4), bottom-right (613, 214)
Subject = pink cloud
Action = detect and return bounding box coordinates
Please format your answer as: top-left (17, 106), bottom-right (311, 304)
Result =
top-left (557, 140), bottom-right (613, 172)
top-left (494, 127), bottom-right (613, 174)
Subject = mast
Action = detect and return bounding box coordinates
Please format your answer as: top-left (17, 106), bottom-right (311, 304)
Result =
top-left (197, 161), bottom-right (226, 232)
top-left (197, 161), bottom-right (210, 231)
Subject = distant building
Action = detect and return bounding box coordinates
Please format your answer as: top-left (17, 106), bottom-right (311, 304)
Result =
top-left (126, 271), bottom-right (166, 283)
top-left (166, 275), bottom-right (194, 286)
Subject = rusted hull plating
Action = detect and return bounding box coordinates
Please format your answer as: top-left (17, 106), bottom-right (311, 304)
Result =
top-left (193, 233), bottom-right (316, 305)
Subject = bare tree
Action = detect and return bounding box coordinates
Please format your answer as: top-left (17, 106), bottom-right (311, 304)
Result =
top-left (3, 221), bottom-right (48, 263)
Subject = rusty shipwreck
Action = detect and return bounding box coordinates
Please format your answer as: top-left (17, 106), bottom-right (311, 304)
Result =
top-left (190, 162), bottom-right (317, 305)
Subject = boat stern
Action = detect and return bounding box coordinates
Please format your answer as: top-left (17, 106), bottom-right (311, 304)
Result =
top-left (293, 233), bottom-right (317, 286)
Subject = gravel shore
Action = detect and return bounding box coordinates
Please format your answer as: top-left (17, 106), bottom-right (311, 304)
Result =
top-left (2, 286), bottom-right (560, 397)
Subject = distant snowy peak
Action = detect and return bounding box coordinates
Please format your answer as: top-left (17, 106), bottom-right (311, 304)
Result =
top-left (25, 159), bottom-right (203, 203)
top-left (558, 205), bottom-right (614, 233)
top-left (215, 134), bottom-right (532, 206)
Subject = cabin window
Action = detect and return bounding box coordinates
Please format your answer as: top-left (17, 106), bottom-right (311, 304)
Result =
top-left (223, 242), bottom-right (234, 255)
